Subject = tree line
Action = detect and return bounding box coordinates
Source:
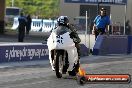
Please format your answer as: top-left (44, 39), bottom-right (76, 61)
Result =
top-left (6, 0), bottom-right (60, 19)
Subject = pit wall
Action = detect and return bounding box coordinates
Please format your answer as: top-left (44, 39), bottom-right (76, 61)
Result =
top-left (92, 35), bottom-right (132, 55)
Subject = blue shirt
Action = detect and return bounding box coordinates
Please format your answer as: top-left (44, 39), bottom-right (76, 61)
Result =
top-left (94, 15), bottom-right (110, 29)
top-left (18, 16), bottom-right (27, 27)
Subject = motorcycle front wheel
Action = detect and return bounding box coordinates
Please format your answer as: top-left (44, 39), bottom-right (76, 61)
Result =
top-left (55, 51), bottom-right (64, 78)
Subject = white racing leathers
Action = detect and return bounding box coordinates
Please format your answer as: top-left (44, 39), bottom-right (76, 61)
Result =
top-left (47, 31), bottom-right (78, 71)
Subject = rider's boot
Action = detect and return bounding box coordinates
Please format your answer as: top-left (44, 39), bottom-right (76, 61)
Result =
top-left (68, 59), bottom-right (79, 76)
top-left (62, 63), bottom-right (69, 74)
top-left (68, 60), bottom-right (80, 76)
top-left (68, 70), bottom-right (76, 76)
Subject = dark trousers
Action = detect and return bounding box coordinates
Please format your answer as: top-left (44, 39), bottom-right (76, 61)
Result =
top-left (26, 25), bottom-right (31, 35)
top-left (94, 28), bottom-right (105, 40)
top-left (18, 27), bottom-right (25, 42)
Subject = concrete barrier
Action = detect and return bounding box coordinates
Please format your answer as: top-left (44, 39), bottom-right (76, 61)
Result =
top-left (42, 20), bottom-right (57, 32)
top-left (92, 35), bottom-right (129, 55)
top-left (92, 35), bottom-right (105, 55)
top-left (0, 43), bottom-right (88, 63)
top-left (127, 36), bottom-right (132, 54)
top-left (11, 18), bottom-right (57, 32)
top-left (31, 19), bottom-right (43, 32)
top-left (80, 44), bottom-right (89, 56)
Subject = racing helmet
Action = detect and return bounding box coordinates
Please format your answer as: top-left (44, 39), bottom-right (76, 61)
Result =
top-left (57, 16), bottom-right (69, 26)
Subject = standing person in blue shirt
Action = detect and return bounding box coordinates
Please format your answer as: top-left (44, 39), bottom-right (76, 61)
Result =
top-left (92, 8), bottom-right (111, 40)
top-left (18, 13), bottom-right (27, 42)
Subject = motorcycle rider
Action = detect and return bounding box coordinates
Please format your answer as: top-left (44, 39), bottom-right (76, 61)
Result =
top-left (57, 16), bottom-right (81, 56)
top-left (51, 16), bottom-right (81, 75)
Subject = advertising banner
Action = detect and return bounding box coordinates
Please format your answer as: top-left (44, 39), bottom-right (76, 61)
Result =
top-left (0, 43), bottom-right (88, 63)
top-left (65, 0), bottom-right (127, 5)
top-left (0, 44), bottom-right (49, 62)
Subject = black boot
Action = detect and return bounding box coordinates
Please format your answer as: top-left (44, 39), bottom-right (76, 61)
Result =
top-left (68, 60), bottom-right (80, 76)
top-left (68, 70), bottom-right (76, 76)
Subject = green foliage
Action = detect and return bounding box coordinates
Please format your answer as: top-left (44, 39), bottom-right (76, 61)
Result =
top-left (6, 0), bottom-right (60, 18)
